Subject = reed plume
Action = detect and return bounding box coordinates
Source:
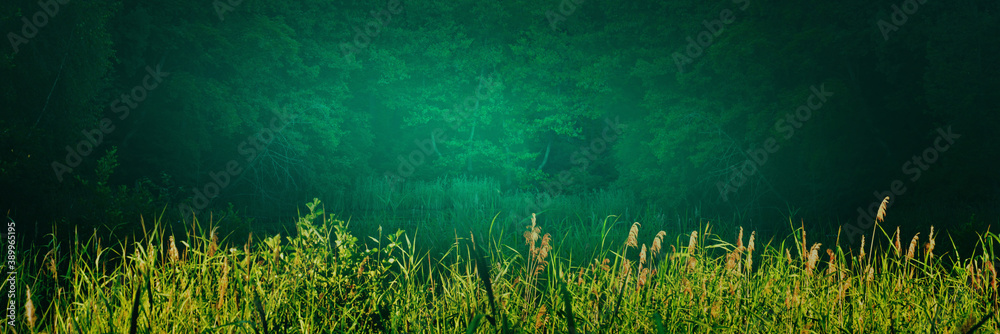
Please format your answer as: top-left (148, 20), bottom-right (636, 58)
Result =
top-left (687, 231), bottom-right (697, 255)
top-left (651, 231), bottom-right (666, 258)
top-left (801, 229), bottom-right (808, 261)
top-left (534, 304), bottom-right (547, 331)
top-left (208, 226), bottom-right (219, 258)
top-left (859, 235), bottom-right (866, 260)
top-left (924, 226), bottom-right (936, 261)
top-left (905, 233), bottom-right (919, 261)
top-left (25, 287), bottom-right (36, 330)
top-left (826, 249), bottom-right (837, 275)
top-left (805, 243), bottom-right (821, 276)
top-left (876, 196), bottom-right (889, 223)
top-left (44, 249), bottom-right (57, 281)
top-left (736, 227), bottom-right (744, 250)
top-left (525, 213), bottom-right (539, 244)
top-left (986, 260), bottom-right (997, 292)
top-left (639, 244), bottom-right (647, 269)
top-left (168, 235), bottom-right (180, 263)
top-left (725, 228), bottom-right (745, 275)
top-left (893, 227), bottom-right (901, 257)
top-left (686, 231), bottom-right (698, 272)
top-left (627, 222), bottom-right (640, 248)
top-left (217, 256), bottom-right (230, 309)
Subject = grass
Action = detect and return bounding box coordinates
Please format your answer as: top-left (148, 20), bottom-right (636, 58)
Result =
top-left (9, 195), bottom-right (1000, 333)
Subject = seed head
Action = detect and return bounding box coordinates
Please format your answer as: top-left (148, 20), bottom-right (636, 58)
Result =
top-left (876, 196), bottom-right (890, 223)
top-left (687, 231), bottom-right (698, 255)
top-left (639, 244), bottom-right (647, 268)
top-left (924, 226), bottom-right (936, 261)
top-left (805, 243), bottom-right (821, 276)
top-left (893, 227), bottom-right (901, 257)
top-left (168, 235), bottom-right (180, 263)
top-left (627, 222), bottom-right (640, 248)
top-left (905, 233), bottom-right (919, 261)
top-left (651, 231), bottom-right (666, 257)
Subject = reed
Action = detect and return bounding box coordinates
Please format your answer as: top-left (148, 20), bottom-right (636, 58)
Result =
top-left (14, 198), bottom-right (1000, 333)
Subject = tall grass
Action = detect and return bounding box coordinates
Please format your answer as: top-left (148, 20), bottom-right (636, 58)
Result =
top-left (9, 197), bottom-right (1000, 333)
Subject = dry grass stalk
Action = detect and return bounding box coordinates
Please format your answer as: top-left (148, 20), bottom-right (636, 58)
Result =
top-left (627, 222), bottom-right (640, 248)
top-left (986, 260), bottom-right (997, 292)
top-left (785, 281), bottom-right (801, 309)
top-left (686, 256), bottom-right (698, 273)
top-left (876, 196), bottom-right (890, 223)
top-left (25, 287), bottom-right (36, 330)
top-left (43, 249), bottom-right (58, 285)
top-left (687, 231), bottom-right (698, 255)
top-left (533, 233), bottom-right (552, 276)
top-left (651, 231), bottom-right (666, 258)
top-left (924, 226), bottom-right (936, 261)
top-left (905, 233), bottom-right (919, 261)
top-left (736, 227), bottom-right (744, 250)
top-left (217, 256), bottom-right (230, 309)
top-left (524, 213), bottom-right (540, 247)
top-left (620, 259), bottom-right (632, 279)
top-left (805, 243), bottom-right (822, 276)
top-left (726, 228), bottom-right (746, 275)
top-left (725, 251), bottom-right (740, 274)
top-left (681, 278), bottom-right (693, 302)
top-left (208, 226), bottom-right (219, 258)
top-left (746, 231), bottom-right (756, 271)
top-left (801, 228), bottom-right (808, 262)
top-left (686, 231), bottom-right (698, 272)
top-left (534, 304), bottom-right (547, 330)
top-left (638, 268), bottom-right (650, 289)
top-left (893, 227), bottom-right (901, 257)
top-left (859, 235), bottom-right (866, 261)
top-left (639, 244), bottom-right (647, 269)
top-left (168, 235), bottom-right (180, 263)
top-left (826, 249), bottom-right (837, 275)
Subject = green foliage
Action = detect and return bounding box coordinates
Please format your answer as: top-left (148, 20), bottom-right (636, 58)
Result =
top-left (17, 199), bottom-right (1000, 333)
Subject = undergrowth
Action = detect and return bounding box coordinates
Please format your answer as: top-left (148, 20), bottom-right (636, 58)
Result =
top-left (8, 198), bottom-right (1000, 333)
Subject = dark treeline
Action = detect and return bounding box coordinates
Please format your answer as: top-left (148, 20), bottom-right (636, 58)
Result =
top-left (2, 0), bottom-right (998, 244)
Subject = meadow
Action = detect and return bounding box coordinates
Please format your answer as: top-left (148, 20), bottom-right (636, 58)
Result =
top-left (10, 177), bottom-right (1000, 333)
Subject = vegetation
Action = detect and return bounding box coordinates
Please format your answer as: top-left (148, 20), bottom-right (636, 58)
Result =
top-left (12, 198), bottom-right (999, 333)
top-left (3, 0), bottom-right (999, 332)
top-left (3, 0), bottom-right (999, 236)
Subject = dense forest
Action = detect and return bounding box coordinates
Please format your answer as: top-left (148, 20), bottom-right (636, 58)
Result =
top-left (2, 0), bottom-right (999, 242)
